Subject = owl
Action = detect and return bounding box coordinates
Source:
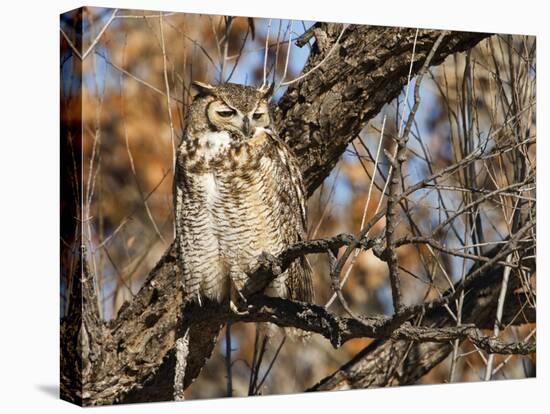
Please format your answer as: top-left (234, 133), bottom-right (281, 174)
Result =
top-left (173, 81), bottom-right (314, 318)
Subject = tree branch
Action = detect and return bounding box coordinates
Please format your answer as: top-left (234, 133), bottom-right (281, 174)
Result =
top-left (232, 296), bottom-right (534, 355)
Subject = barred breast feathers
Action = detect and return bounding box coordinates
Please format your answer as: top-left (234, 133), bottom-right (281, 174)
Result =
top-left (174, 125), bottom-right (313, 305)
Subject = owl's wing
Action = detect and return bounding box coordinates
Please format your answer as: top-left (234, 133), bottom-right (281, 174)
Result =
top-left (264, 129), bottom-right (314, 303)
top-left (173, 145), bottom-right (187, 252)
top-left (264, 129), bottom-right (308, 238)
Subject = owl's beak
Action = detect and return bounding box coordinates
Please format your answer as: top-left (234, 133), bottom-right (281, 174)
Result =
top-left (241, 116), bottom-right (252, 137)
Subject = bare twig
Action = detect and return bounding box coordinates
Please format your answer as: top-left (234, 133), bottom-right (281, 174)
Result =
top-left (383, 32), bottom-right (447, 313)
top-left (119, 47), bottom-right (167, 245)
top-left (225, 323), bottom-right (233, 396)
top-left (325, 117), bottom-right (386, 308)
top-left (96, 51), bottom-right (184, 104)
top-left (484, 253), bottom-right (513, 380)
top-left (262, 19), bottom-right (272, 87)
top-left (254, 336), bottom-right (286, 394)
top-left (279, 24), bottom-right (348, 87)
top-left (278, 20), bottom-right (294, 87)
top-left (81, 8), bottom-right (119, 60)
top-left (159, 12), bottom-right (177, 174)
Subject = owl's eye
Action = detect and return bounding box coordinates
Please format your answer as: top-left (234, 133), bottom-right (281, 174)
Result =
top-left (217, 109), bottom-right (236, 118)
top-left (252, 112), bottom-right (264, 120)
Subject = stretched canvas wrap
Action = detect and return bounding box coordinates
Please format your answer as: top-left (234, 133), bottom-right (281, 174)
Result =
top-left (60, 6), bottom-right (536, 406)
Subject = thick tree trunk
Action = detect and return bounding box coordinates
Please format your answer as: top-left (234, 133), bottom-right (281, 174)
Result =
top-left (61, 25), bottom-right (493, 406)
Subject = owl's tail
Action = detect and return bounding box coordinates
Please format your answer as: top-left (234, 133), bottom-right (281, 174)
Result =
top-left (288, 256), bottom-right (315, 341)
top-left (258, 256), bottom-right (314, 341)
top-left (290, 256), bottom-right (315, 303)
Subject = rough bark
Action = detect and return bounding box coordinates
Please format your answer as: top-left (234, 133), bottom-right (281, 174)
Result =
top-left (60, 24), bottom-right (494, 406)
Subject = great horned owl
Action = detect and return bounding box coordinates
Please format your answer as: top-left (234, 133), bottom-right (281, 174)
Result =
top-left (174, 81), bottom-right (313, 315)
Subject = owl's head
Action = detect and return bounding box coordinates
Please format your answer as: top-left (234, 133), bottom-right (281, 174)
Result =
top-left (190, 81), bottom-right (274, 139)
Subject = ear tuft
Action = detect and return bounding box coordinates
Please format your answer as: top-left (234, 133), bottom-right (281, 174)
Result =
top-left (259, 82), bottom-right (274, 98)
top-left (192, 80), bottom-right (215, 95)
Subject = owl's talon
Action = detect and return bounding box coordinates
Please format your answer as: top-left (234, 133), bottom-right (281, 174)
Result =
top-left (236, 289), bottom-right (247, 303)
top-left (230, 300), bottom-right (248, 315)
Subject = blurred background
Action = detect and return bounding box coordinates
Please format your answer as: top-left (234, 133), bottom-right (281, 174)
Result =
top-left (60, 7), bottom-right (536, 399)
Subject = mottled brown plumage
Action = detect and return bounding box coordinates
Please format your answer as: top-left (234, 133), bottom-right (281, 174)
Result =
top-left (174, 82), bottom-right (313, 322)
